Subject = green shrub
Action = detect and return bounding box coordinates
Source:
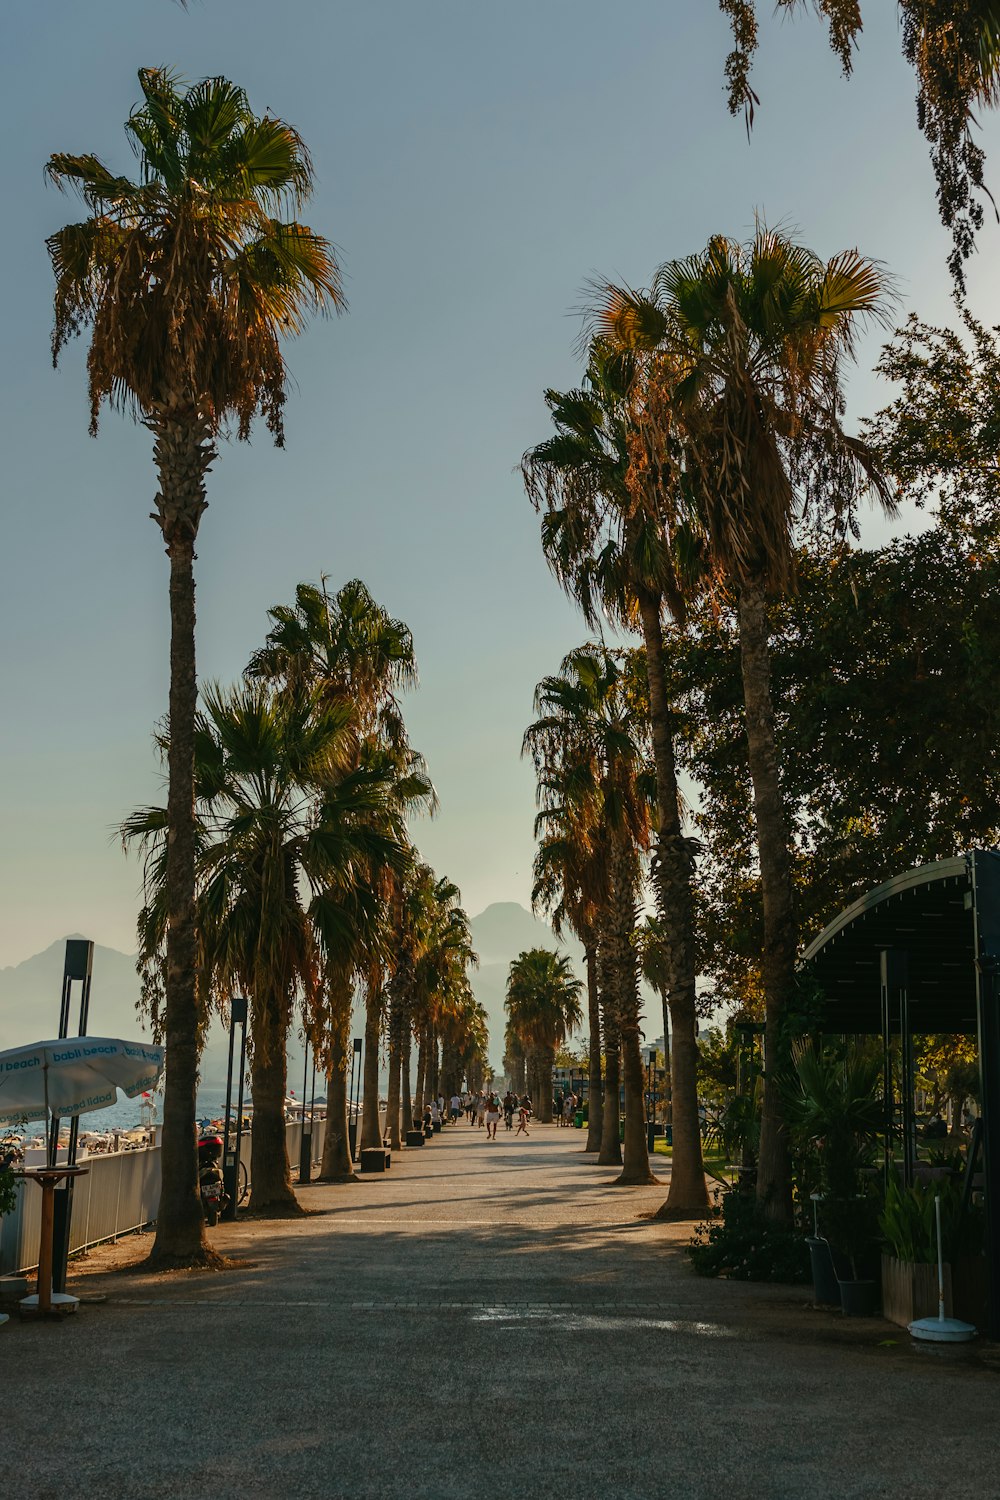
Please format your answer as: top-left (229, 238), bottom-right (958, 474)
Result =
top-left (688, 1187), bottom-right (810, 1284)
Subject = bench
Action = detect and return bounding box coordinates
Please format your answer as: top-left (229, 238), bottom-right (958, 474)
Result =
top-left (359, 1147), bottom-right (391, 1173)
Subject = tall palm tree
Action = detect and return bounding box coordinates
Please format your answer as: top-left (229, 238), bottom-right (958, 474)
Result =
top-left (523, 340), bottom-right (707, 1210)
top-left (596, 227), bottom-right (892, 1214)
top-left (246, 577), bottom-right (431, 1176)
top-left (48, 70), bottom-right (342, 1265)
top-left (412, 877), bottom-right (478, 1119)
top-left (126, 682), bottom-right (409, 1214)
top-left (525, 647), bottom-right (657, 1182)
top-left (532, 781), bottom-right (607, 1153)
top-left (505, 949), bottom-right (583, 1119)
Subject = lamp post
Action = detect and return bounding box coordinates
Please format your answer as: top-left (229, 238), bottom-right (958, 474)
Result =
top-left (222, 996), bottom-right (248, 1220)
top-left (349, 1037), bottom-right (363, 1161)
top-left (299, 1040), bottom-right (313, 1185)
top-left (647, 1047), bottom-right (657, 1155)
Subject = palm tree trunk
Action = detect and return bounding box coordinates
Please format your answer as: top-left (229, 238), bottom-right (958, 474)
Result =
top-left (249, 989), bottom-right (300, 1214)
top-left (428, 1029), bottom-right (440, 1102)
top-left (414, 1027), bottom-right (427, 1123)
top-left (584, 942), bottom-right (603, 1152)
top-left (738, 579), bottom-right (796, 1221)
top-left (361, 986), bottom-right (383, 1150)
top-left (401, 1024), bottom-right (413, 1134)
top-left (608, 836), bottom-right (655, 1186)
top-left (149, 521), bottom-right (213, 1266)
top-left (386, 1001), bottom-right (402, 1151)
top-left (319, 978), bottom-right (355, 1182)
top-left (532, 1046), bottom-right (554, 1122)
top-left (598, 1014), bottom-right (622, 1165)
top-left (598, 927), bottom-right (622, 1166)
top-left (638, 591), bottom-right (706, 1211)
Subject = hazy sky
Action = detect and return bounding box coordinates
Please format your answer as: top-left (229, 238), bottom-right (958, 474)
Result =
top-left (2, 1), bottom-right (999, 970)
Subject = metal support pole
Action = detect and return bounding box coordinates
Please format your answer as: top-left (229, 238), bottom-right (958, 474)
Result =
top-left (880, 950), bottom-right (910, 1184)
top-left (976, 955), bottom-right (1000, 1339)
top-left (222, 998), bottom-right (239, 1218)
top-left (52, 939), bottom-right (93, 1293)
top-left (879, 950), bottom-right (896, 1186)
top-left (350, 1037), bottom-right (363, 1162)
top-left (299, 1042), bottom-right (312, 1185)
top-left (225, 997), bottom-right (248, 1220)
top-left (899, 971), bottom-right (915, 1189)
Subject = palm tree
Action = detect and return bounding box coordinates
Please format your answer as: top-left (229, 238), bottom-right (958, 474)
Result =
top-left (126, 682), bottom-right (409, 1214)
top-left (246, 577), bottom-right (431, 1177)
top-left (48, 70), bottom-right (342, 1265)
top-left (523, 340), bottom-right (707, 1210)
top-left (525, 648), bottom-right (657, 1182)
top-left (412, 878), bottom-right (479, 1119)
top-left (596, 227), bottom-right (892, 1214)
top-left (505, 949), bottom-right (583, 1119)
top-left (531, 781), bottom-right (607, 1153)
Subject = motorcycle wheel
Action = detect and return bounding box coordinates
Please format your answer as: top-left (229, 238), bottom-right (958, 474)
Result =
top-left (205, 1206), bottom-right (218, 1227)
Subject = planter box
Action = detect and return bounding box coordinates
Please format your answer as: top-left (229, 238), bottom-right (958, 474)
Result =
top-left (881, 1254), bottom-right (952, 1328)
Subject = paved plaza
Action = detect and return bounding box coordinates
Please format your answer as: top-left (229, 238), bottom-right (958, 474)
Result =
top-left (8, 1124), bottom-right (1000, 1499)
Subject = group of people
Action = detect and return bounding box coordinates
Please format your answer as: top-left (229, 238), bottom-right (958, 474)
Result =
top-left (449, 1089), bottom-right (534, 1139)
top-left (553, 1089), bottom-right (579, 1127)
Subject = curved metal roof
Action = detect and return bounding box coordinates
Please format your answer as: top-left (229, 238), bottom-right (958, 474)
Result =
top-left (798, 852), bottom-right (996, 1035)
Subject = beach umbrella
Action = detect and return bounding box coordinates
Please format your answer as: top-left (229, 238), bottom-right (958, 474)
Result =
top-left (0, 1037), bottom-right (164, 1318)
top-left (0, 1036), bottom-right (164, 1126)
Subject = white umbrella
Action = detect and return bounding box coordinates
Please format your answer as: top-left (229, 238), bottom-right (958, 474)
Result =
top-left (0, 1036), bottom-right (164, 1319)
top-left (0, 1036), bottom-right (164, 1126)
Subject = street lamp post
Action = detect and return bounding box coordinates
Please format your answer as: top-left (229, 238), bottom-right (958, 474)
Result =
top-left (349, 1037), bottom-right (363, 1161)
top-left (223, 996), bottom-right (248, 1220)
top-left (299, 1041), bottom-right (315, 1185)
top-left (647, 1047), bottom-right (657, 1155)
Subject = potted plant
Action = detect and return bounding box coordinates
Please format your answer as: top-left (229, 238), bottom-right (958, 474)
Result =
top-left (787, 1041), bottom-right (884, 1315)
top-left (879, 1175), bottom-right (984, 1327)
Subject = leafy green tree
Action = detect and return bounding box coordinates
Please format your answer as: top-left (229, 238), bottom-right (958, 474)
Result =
top-left (596, 228), bottom-right (892, 1216)
top-left (523, 341), bottom-right (707, 1209)
top-left (505, 949), bottom-right (584, 1120)
top-left (49, 70), bottom-right (342, 1265)
top-left (718, 0), bottom-right (1000, 284)
top-left (669, 518), bottom-right (1000, 1009)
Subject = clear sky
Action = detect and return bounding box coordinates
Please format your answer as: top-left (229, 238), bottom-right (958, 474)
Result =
top-left (2, 1), bottom-right (999, 969)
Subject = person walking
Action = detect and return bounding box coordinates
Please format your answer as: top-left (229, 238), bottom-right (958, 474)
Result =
top-left (515, 1100), bottom-right (531, 1137)
top-left (503, 1090), bottom-right (516, 1131)
top-left (450, 1092), bottom-right (462, 1124)
top-left (475, 1092), bottom-right (487, 1129)
top-left (485, 1091), bottom-right (502, 1140)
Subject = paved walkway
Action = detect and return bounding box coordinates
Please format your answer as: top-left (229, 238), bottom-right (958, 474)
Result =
top-left (7, 1124), bottom-right (1000, 1499)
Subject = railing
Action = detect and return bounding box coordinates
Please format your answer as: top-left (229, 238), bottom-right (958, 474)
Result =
top-left (0, 1115), bottom-right (331, 1277)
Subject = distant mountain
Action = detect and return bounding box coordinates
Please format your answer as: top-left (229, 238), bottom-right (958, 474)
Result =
top-left (469, 902), bottom-right (584, 1066)
top-left (0, 937), bottom-right (147, 1049)
top-left (0, 936), bottom-right (277, 1089)
top-left (0, 902), bottom-right (582, 1081)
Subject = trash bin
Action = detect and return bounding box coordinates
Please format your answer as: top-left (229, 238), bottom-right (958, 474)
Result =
top-left (574, 1110), bottom-right (584, 1129)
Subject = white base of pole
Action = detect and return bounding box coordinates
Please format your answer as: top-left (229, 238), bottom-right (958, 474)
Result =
top-left (19, 1292), bottom-right (79, 1315)
top-left (908, 1316), bottom-right (976, 1343)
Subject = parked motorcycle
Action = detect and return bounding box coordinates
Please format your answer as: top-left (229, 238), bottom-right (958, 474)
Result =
top-left (197, 1135), bottom-right (230, 1226)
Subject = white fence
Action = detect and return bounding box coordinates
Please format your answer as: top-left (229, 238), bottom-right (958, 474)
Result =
top-left (0, 1116), bottom-right (331, 1277)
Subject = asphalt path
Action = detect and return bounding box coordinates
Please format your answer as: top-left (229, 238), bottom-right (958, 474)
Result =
top-left (6, 1121), bottom-right (1000, 1499)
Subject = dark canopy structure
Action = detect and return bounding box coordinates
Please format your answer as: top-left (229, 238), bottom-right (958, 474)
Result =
top-left (800, 851), bottom-right (1000, 1336)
